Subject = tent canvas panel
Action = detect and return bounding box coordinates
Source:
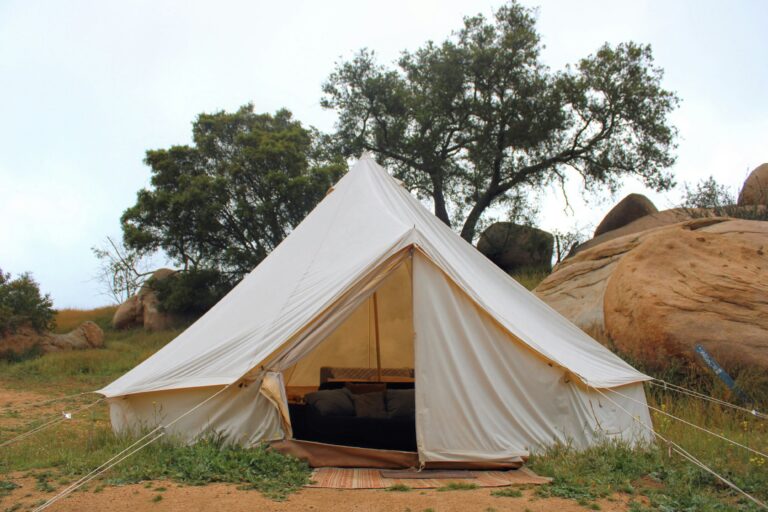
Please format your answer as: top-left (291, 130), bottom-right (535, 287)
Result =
top-left (413, 253), bottom-right (652, 460)
top-left (107, 381), bottom-right (285, 446)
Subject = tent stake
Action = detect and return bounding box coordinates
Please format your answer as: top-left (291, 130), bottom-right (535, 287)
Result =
top-left (373, 292), bottom-right (382, 382)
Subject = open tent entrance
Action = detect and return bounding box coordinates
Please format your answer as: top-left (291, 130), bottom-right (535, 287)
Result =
top-left (282, 254), bottom-right (417, 453)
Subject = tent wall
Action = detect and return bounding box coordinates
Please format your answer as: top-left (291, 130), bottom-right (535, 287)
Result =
top-left (283, 259), bottom-right (414, 387)
top-left (108, 382), bottom-right (284, 446)
top-left (412, 254), bottom-right (653, 462)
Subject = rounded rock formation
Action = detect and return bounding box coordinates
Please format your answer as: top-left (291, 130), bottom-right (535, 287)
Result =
top-left (594, 193), bottom-right (658, 237)
top-left (738, 163), bottom-right (768, 206)
top-left (40, 321), bottom-right (105, 352)
top-left (112, 268), bottom-right (181, 331)
top-left (477, 223), bottom-right (554, 274)
top-left (536, 218), bottom-right (768, 373)
top-left (0, 321), bottom-right (105, 358)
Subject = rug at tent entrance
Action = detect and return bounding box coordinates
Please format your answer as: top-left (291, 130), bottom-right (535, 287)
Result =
top-left (307, 467), bottom-right (551, 489)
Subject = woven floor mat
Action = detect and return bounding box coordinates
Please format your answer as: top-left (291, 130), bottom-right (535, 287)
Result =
top-left (306, 466), bottom-right (551, 489)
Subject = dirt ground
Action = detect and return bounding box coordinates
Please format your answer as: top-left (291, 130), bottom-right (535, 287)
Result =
top-left (2, 476), bottom-right (641, 512)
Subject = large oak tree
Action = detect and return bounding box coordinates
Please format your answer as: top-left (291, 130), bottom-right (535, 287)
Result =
top-left (121, 105), bottom-right (345, 281)
top-left (322, 2), bottom-right (679, 241)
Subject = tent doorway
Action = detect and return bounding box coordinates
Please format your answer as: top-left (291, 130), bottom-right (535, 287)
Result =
top-left (282, 257), bottom-right (417, 452)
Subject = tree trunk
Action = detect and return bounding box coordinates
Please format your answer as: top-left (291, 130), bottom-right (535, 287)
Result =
top-left (460, 192), bottom-right (494, 242)
top-left (430, 173), bottom-right (452, 227)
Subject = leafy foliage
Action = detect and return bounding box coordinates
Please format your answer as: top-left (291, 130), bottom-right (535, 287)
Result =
top-left (121, 105), bottom-right (345, 280)
top-left (680, 176), bottom-right (768, 222)
top-left (0, 269), bottom-right (55, 334)
top-left (322, 1), bottom-right (679, 241)
top-left (150, 269), bottom-right (232, 317)
top-left (682, 176), bottom-right (736, 209)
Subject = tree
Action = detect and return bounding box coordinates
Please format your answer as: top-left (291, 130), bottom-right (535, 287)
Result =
top-left (0, 269), bottom-right (55, 334)
top-left (552, 226), bottom-right (589, 264)
top-left (121, 105), bottom-right (346, 281)
top-left (92, 236), bottom-right (155, 304)
top-left (322, 1), bottom-right (679, 242)
top-left (681, 175), bottom-right (736, 209)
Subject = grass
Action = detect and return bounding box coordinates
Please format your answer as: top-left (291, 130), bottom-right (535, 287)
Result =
top-left (491, 487), bottom-right (523, 498)
top-left (386, 483), bottom-right (412, 492)
top-left (54, 306), bottom-right (117, 333)
top-left (0, 320), bottom-right (181, 394)
top-left (1, 306), bottom-right (768, 508)
top-left (436, 481), bottom-right (478, 491)
top-left (528, 398), bottom-right (768, 512)
top-left (0, 307), bottom-right (310, 502)
top-left (510, 269), bottom-right (549, 291)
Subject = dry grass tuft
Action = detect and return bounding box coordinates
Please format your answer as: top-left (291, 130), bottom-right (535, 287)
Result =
top-left (55, 307), bottom-right (118, 333)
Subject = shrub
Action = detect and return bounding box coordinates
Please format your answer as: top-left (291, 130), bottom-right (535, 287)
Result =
top-left (0, 269), bottom-right (55, 334)
top-left (150, 269), bottom-right (232, 317)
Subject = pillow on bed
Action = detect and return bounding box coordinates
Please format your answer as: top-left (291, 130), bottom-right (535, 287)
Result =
top-left (345, 382), bottom-right (386, 395)
top-left (351, 391), bottom-right (388, 419)
top-left (386, 389), bottom-right (415, 419)
top-left (304, 388), bottom-right (354, 417)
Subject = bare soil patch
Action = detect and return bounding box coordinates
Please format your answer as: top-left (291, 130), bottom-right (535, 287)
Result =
top-left (2, 478), bottom-right (640, 512)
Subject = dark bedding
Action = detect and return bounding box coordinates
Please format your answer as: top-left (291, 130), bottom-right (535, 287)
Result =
top-left (289, 385), bottom-right (416, 451)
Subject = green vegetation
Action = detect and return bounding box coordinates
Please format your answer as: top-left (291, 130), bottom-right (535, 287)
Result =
top-left (0, 269), bottom-right (55, 335)
top-left (491, 487), bottom-right (523, 498)
top-left (120, 105), bottom-right (346, 313)
top-left (511, 269), bottom-right (549, 291)
top-left (150, 269), bottom-right (232, 317)
top-left (323, 1), bottom-right (678, 242)
top-left (1, 307), bottom-right (767, 509)
top-left (0, 325), bottom-right (180, 393)
top-left (385, 483), bottom-right (412, 492)
top-left (681, 175), bottom-right (768, 222)
top-left (436, 481), bottom-right (478, 491)
top-left (528, 404), bottom-right (768, 512)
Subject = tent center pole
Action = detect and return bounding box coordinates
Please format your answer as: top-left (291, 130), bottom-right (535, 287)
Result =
top-left (373, 292), bottom-right (382, 382)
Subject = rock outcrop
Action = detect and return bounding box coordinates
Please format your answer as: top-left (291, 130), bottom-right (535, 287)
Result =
top-left (477, 223), bottom-right (554, 274)
top-left (112, 268), bottom-right (181, 331)
top-left (738, 163), bottom-right (768, 206)
top-left (535, 218), bottom-right (768, 373)
top-left (0, 321), bottom-right (104, 358)
top-left (593, 193), bottom-right (658, 237)
top-left (39, 321), bottom-right (105, 352)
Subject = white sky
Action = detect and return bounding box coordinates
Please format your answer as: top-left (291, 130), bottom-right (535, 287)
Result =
top-left (1, 0), bottom-right (766, 308)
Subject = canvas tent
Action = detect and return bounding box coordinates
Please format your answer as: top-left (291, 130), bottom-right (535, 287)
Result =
top-left (99, 154), bottom-right (653, 466)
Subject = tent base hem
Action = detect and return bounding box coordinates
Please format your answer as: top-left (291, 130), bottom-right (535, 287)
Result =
top-left (269, 439), bottom-right (527, 469)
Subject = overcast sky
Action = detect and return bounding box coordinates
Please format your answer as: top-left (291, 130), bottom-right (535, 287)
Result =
top-left (1, 0), bottom-right (766, 309)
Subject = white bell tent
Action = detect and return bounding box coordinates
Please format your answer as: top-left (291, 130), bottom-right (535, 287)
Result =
top-left (99, 154), bottom-right (652, 466)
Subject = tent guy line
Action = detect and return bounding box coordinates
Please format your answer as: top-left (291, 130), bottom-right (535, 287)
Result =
top-left (606, 386), bottom-right (768, 460)
top-left (31, 384), bottom-right (234, 512)
top-left (592, 386), bottom-right (768, 510)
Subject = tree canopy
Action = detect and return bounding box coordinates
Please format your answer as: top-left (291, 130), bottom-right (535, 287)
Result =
top-left (322, 1), bottom-right (679, 241)
top-left (0, 269), bottom-right (55, 334)
top-left (121, 105), bottom-right (345, 282)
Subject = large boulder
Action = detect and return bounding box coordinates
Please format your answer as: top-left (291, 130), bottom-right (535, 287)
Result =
top-left (594, 193), bottom-right (658, 237)
top-left (535, 218), bottom-right (768, 373)
top-left (477, 223), bottom-right (554, 275)
top-left (572, 208), bottom-right (695, 256)
top-left (0, 321), bottom-right (104, 358)
top-left (112, 295), bottom-right (142, 330)
top-left (738, 163), bottom-right (768, 206)
top-left (39, 321), bottom-right (105, 352)
top-left (112, 268), bottom-right (181, 331)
